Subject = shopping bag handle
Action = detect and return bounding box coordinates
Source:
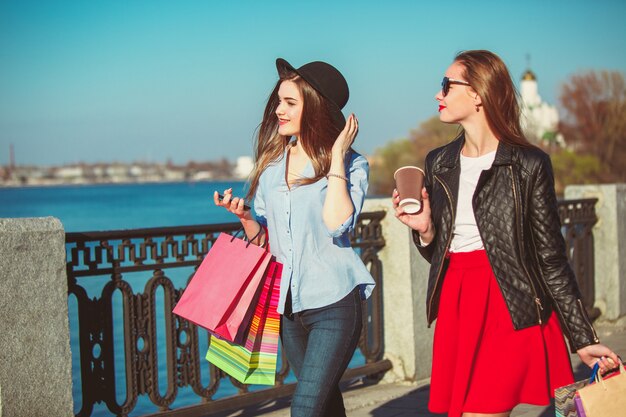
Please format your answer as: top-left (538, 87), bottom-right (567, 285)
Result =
top-left (589, 356), bottom-right (626, 383)
top-left (231, 227), bottom-right (268, 249)
top-left (589, 362), bottom-right (600, 383)
top-left (592, 357), bottom-right (625, 389)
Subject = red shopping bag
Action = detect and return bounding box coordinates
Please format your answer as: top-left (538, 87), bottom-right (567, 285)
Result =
top-left (173, 232), bottom-right (272, 343)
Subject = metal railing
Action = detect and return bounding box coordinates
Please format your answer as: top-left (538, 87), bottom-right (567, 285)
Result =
top-left (558, 198), bottom-right (600, 319)
top-left (66, 211), bottom-right (389, 417)
top-left (66, 198), bottom-right (599, 416)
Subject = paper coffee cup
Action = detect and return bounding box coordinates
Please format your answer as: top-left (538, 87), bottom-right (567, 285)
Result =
top-left (394, 166), bottom-right (425, 214)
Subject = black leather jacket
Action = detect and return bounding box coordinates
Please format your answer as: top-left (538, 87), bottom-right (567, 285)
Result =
top-left (415, 135), bottom-right (599, 352)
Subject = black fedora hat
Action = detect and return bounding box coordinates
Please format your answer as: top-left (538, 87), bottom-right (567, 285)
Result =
top-left (276, 58), bottom-right (349, 129)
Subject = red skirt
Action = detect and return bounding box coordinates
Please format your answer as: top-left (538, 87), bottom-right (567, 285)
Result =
top-left (428, 250), bottom-right (574, 416)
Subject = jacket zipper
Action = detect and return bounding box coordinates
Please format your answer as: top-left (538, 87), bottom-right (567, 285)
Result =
top-left (510, 166), bottom-right (544, 324)
top-left (577, 299), bottom-right (600, 343)
top-left (428, 175), bottom-right (455, 321)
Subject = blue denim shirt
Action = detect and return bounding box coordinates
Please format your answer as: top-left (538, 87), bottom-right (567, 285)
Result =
top-left (254, 149), bottom-right (375, 314)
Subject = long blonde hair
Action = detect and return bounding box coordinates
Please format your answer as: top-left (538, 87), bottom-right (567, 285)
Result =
top-left (246, 70), bottom-right (341, 200)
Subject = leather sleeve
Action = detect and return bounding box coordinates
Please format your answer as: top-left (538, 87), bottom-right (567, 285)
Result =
top-left (415, 152), bottom-right (436, 263)
top-left (527, 153), bottom-right (599, 352)
top-left (414, 229), bottom-right (434, 262)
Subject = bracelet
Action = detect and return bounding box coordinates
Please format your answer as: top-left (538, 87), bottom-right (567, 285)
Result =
top-left (326, 173), bottom-right (349, 182)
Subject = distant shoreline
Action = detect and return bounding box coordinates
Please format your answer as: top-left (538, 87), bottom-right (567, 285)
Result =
top-left (0, 156), bottom-right (255, 190)
top-left (0, 178), bottom-right (247, 189)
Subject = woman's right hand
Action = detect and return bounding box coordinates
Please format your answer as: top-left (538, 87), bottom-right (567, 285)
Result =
top-left (392, 187), bottom-right (435, 244)
top-left (213, 189), bottom-right (252, 221)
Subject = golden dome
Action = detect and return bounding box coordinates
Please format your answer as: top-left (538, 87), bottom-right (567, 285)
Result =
top-left (522, 69), bottom-right (536, 81)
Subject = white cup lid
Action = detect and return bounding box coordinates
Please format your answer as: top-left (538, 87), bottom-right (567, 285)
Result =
top-left (400, 199), bottom-right (421, 214)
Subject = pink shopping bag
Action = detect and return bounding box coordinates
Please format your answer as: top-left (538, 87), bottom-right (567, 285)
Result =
top-left (173, 232), bottom-right (272, 343)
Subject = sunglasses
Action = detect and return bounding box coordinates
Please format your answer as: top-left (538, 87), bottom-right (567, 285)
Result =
top-left (441, 77), bottom-right (471, 97)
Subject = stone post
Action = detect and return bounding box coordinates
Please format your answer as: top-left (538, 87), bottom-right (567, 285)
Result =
top-left (565, 184), bottom-right (626, 320)
top-left (363, 198), bottom-right (434, 382)
top-left (0, 218), bottom-right (74, 417)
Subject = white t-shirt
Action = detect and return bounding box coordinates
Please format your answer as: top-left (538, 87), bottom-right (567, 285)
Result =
top-left (449, 150), bottom-right (497, 253)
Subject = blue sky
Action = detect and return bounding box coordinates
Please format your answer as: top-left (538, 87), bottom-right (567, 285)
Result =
top-left (1, 0), bottom-right (625, 166)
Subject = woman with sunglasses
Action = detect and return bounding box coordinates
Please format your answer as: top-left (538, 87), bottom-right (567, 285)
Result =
top-left (215, 58), bottom-right (375, 417)
top-left (392, 50), bottom-right (619, 417)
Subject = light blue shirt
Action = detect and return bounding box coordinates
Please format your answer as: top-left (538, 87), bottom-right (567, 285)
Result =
top-left (254, 148), bottom-right (376, 314)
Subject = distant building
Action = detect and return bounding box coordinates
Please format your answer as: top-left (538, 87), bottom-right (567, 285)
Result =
top-left (55, 166), bottom-right (84, 181)
top-left (233, 156), bottom-right (254, 179)
top-left (191, 171), bottom-right (213, 181)
top-left (520, 69), bottom-right (565, 147)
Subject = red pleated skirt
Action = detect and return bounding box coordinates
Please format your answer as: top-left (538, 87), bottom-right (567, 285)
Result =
top-left (428, 250), bottom-right (574, 417)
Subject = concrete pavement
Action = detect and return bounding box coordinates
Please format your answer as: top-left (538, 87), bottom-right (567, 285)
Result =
top-left (219, 318), bottom-right (626, 417)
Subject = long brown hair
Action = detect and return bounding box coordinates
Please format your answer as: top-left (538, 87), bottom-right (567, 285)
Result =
top-left (454, 50), bottom-right (533, 147)
top-left (246, 69), bottom-right (341, 200)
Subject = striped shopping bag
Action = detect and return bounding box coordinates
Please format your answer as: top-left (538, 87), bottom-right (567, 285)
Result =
top-left (206, 259), bottom-right (282, 385)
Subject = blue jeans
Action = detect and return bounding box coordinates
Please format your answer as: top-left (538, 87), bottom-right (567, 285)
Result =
top-left (281, 288), bottom-right (363, 417)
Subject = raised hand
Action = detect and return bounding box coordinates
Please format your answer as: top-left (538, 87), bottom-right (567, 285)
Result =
top-left (332, 113), bottom-right (358, 157)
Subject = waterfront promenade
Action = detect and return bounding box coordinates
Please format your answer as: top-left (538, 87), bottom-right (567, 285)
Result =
top-left (218, 319), bottom-right (626, 417)
top-left (2, 185), bottom-right (625, 416)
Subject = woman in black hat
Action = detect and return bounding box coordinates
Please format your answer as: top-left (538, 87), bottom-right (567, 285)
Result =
top-left (392, 50), bottom-right (619, 417)
top-left (215, 58), bottom-right (375, 416)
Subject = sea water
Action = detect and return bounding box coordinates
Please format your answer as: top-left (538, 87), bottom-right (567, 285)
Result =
top-left (0, 181), bottom-right (365, 416)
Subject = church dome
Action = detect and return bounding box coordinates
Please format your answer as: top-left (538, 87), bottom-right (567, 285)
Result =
top-left (522, 69), bottom-right (536, 81)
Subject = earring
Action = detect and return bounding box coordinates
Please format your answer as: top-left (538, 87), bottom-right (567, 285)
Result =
top-left (475, 105), bottom-right (480, 112)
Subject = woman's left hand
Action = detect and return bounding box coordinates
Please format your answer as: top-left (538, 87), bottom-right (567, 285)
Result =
top-left (577, 343), bottom-right (621, 374)
top-left (332, 113), bottom-right (358, 157)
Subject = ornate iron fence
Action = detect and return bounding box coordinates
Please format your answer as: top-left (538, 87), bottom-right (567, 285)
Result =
top-left (558, 198), bottom-right (600, 319)
top-left (66, 198), bottom-right (599, 416)
top-left (66, 211), bottom-right (389, 417)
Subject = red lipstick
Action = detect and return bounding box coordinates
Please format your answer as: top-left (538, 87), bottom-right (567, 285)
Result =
top-left (438, 105), bottom-right (446, 112)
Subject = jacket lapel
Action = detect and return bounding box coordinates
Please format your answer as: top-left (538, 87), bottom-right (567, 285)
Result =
top-left (432, 135), bottom-right (463, 211)
top-left (475, 139), bottom-right (514, 192)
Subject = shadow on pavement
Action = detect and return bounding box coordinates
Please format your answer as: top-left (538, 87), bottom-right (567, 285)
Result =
top-left (367, 382), bottom-right (563, 417)
top-left (208, 397), bottom-right (291, 417)
top-left (369, 384), bottom-right (443, 417)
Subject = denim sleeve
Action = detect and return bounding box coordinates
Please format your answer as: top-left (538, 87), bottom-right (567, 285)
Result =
top-left (253, 182), bottom-right (268, 228)
top-left (326, 153), bottom-right (369, 237)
